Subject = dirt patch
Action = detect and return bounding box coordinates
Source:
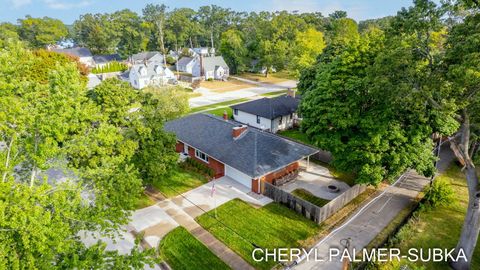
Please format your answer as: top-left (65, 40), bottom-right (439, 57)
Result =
top-left (200, 79), bottom-right (253, 92)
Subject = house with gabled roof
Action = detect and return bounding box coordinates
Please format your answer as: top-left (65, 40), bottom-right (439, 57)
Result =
top-left (164, 113), bottom-right (318, 193)
top-left (128, 63), bottom-right (175, 89)
top-left (51, 47), bottom-right (95, 67)
top-left (177, 56), bottom-right (198, 73)
top-left (129, 51), bottom-right (164, 65)
top-left (231, 90), bottom-right (300, 133)
top-left (192, 56), bottom-right (229, 80)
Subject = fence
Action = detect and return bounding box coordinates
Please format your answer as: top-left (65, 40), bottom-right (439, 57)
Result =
top-left (261, 182), bottom-right (367, 224)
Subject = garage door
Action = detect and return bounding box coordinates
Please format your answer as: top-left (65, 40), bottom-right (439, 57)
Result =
top-left (225, 165), bottom-right (252, 189)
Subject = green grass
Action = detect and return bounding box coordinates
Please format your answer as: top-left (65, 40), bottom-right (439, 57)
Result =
top-left (152, 166), bottom-right (209, 198)
top-left (292, 189), bottom-right (331, 207)
top-left (196, 199), bottom-right (320, 270)
top-left (375, 165), bottom-right (480, 270)
top-left (204, 107), bottom-right (233, 118)
top-left (134, 192), bottom-right (156, 209)
top-left (189, 98), bottom-right (250, 114)
top-left (278, 129), bottom-right (313, 145)
top-left (159, 226), bottom-right (231, 270)
top-left (260, 90), bottom-right (288, 97)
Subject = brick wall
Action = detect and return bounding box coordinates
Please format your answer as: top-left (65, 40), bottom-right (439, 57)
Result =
top-left (175, 141), bottom-right (184, 153)
top-left (187, 145), bottom-right (225, 179)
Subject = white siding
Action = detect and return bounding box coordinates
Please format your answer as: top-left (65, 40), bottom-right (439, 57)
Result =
top-left (271, 113), bottom-right (297, 133)
top-left (233, 110), bottom-right (272, 131)
top-left (225, 165), bottom-right (252, 189)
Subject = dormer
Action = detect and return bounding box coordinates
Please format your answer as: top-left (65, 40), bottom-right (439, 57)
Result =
top-left (154, 65), bottom-right (162, 75)
top-left (139, 66), bottom-right (147, 76)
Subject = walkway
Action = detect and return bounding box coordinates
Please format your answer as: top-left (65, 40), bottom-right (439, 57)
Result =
top-left (293, 144), bottom-right (455, 270)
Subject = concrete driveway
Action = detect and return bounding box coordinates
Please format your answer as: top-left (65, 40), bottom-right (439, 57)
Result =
top-left (171, 176), bottom-right (272, 218)
top-left (280, 162), bottom-right (351, 200)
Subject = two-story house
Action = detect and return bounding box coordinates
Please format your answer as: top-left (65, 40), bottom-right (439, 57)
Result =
top-left (230, 90), bottom-right (300, 133)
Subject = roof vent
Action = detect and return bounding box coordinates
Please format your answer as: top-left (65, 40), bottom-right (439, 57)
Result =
top-left (232, 125), bottom-right (248, 139)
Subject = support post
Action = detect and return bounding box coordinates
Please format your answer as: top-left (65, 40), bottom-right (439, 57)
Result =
top-left (306, 156), bottom-right (310, 172)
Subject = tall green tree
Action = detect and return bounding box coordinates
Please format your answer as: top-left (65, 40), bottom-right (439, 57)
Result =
top-left (219, 29), bottom-right (247, 74)
top-left (0, 41), bottom-right (156, 268)
top-left (143, 4), bottom-right (168, 60)
top-left (443, 10), bottom-right (480, 269)
top-left (73, 13), bottom-right (118, 54)
top-left (290, 27), bottom-right (326, 76)
top-left (18, 16), bottom-right (68, 48)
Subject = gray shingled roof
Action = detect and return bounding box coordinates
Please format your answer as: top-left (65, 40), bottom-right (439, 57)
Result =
top-left (231, 95), bottom-right (300, 120)
top-left (93, 54), bottom-right (122, 64)
top-left (202, 56), bottom-right (228, 71)
top-left (131, 63), bottom-right (168, 78)
top-left (52, 47), bottom-right (92, 58)
top-left (130, 51), bottom-right (161, 62)
top-left (164, 114), bottom-right (318, 178)
top-left (177, 57), bottom-right (194, 66)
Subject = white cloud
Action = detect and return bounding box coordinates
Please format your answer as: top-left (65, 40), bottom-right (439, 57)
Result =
top-left (43, 0), bottom-right (91, 10)
top-left (9, 0), bottom-right (32, 8)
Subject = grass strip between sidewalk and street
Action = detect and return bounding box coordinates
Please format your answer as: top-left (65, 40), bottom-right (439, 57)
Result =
top-left (159, 226), bottom-right (231, 270)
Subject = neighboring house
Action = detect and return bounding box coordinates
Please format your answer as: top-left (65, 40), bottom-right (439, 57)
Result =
top-left (231, 91), bottom-right (300, 133)
top-left (192, 56), bottom-right (229, 80)
top-left (129, 51), bottom-right (164, 65)
top-left (87, 74), bottom-right (101, 89)
top-left (164, 114), bottom-right (318, 193)
top-left (51, 47), bottom-right (95, 67)
top-left (193, 47), bottom-right (215, 56)
top-left (93, 54), bottom-right (122, 68)
top-left (128, 63), bottom-right (175, 89)
top-left (250, 59), bottom-right (276, 75)
top-left (176, 56), bottom-right (198, 73)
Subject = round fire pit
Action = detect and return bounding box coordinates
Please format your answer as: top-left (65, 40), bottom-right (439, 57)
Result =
top-left (327, 185), bottom-right (340, 193)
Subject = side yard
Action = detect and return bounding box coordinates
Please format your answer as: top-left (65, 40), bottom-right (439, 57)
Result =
top-left (370, 165), bottom-right (480, 270)
top-left (159, 226), bottom-right (231, 270)
top-left (196, 199), bottom-right (320, 270)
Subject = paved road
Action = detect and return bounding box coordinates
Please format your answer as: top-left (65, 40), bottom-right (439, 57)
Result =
top-left (293, 143), bottom-right (454, 270)
top-left (189, 79), bottom-right (297, 108)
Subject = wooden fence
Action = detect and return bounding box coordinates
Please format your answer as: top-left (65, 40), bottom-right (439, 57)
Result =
top-left (261, 182), bottom-right (367, 224)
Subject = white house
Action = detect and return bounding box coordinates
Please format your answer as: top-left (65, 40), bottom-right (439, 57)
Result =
top-left (128, 63), bottom-right (176, 89)
top-left (192, 56), bottom-right (229, 80)
top-left (51, 47), bottom-right (95, 67)
top-left (176, 56), bottom-right (199, 73)
top-left (230, 90), bottom-right (300, 133)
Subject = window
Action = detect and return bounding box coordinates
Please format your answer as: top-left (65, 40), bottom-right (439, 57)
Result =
top-left (256, 115), bottom-right (261, 124)
top-left (290, 113), bottom-right (293, 120)
top-left (234, 109), bottom-right (238, 116)
top-left (279, 116), bottom-right (283, 124)
top-left (195, 149), bottom-right (209, 163)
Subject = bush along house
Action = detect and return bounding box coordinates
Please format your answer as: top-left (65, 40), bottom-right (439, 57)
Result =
top-left (164, 113), bottom-right (318, 193)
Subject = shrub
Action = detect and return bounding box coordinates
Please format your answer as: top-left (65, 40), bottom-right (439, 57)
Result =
top-left (92, 61), bottom-right (128, 74)
top-left (423, 178), bottom-right (455, 208)
top-left (181, 157), bottom-right (215, 178)
top-left (207, 78), bottom-right (214, 81)
top-left (166, 55), bottom-right (176, 65)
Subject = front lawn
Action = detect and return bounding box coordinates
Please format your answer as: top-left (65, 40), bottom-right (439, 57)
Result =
top-left (204, 107), bottom-right (233, 118)
top-left (374, 165), bottom-right (480, 270)
top-left (189, 98), bottom-right (250, 114)
top-left (152, 166), bottom-right (209, 198)
top-left (196, 199), bottom-right (320, 270)
top-left (159, 226), bottom-right (230, 270)
top-left (292, 189), bottom-right (330, 207)
top-left (134, 192), bottom-right (156, 209)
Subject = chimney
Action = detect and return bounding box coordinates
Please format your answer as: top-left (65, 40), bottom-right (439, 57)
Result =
top-left (287, 88), bottom-right (296, 98)
top-left (232, 125), bottom-right (248, 139)
top-left (223, 110), bottom-right (228, 120)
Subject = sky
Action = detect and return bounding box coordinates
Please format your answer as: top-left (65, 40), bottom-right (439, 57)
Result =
top-left (0, 0), bottom-right (420, 24)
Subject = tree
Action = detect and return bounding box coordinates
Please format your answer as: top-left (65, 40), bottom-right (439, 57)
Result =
top-left (73, 13), bottom-right (118, 54)
top-left (17, 16), bottom-right (68, 48)
top-left (112, 9), bottom-right (147, 58)
top-left (165, 8), bottom-right (197, 50)
top-left (197, 5), bottom-right (233, 49)
top-left (219, 29), bottom-right (247, 74)
top-left (290, 27), bottom-right (326, 76)
top-left (143, 4), bottom-right (168, 64)
top-left (0, 41), bottom-right (156, 268)
top-left (328, 10), bottom-right (348, 19)
top-left (443, 11), bottom-right (480, 269)
top-left (0, 23), bottom-right (19, 46)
